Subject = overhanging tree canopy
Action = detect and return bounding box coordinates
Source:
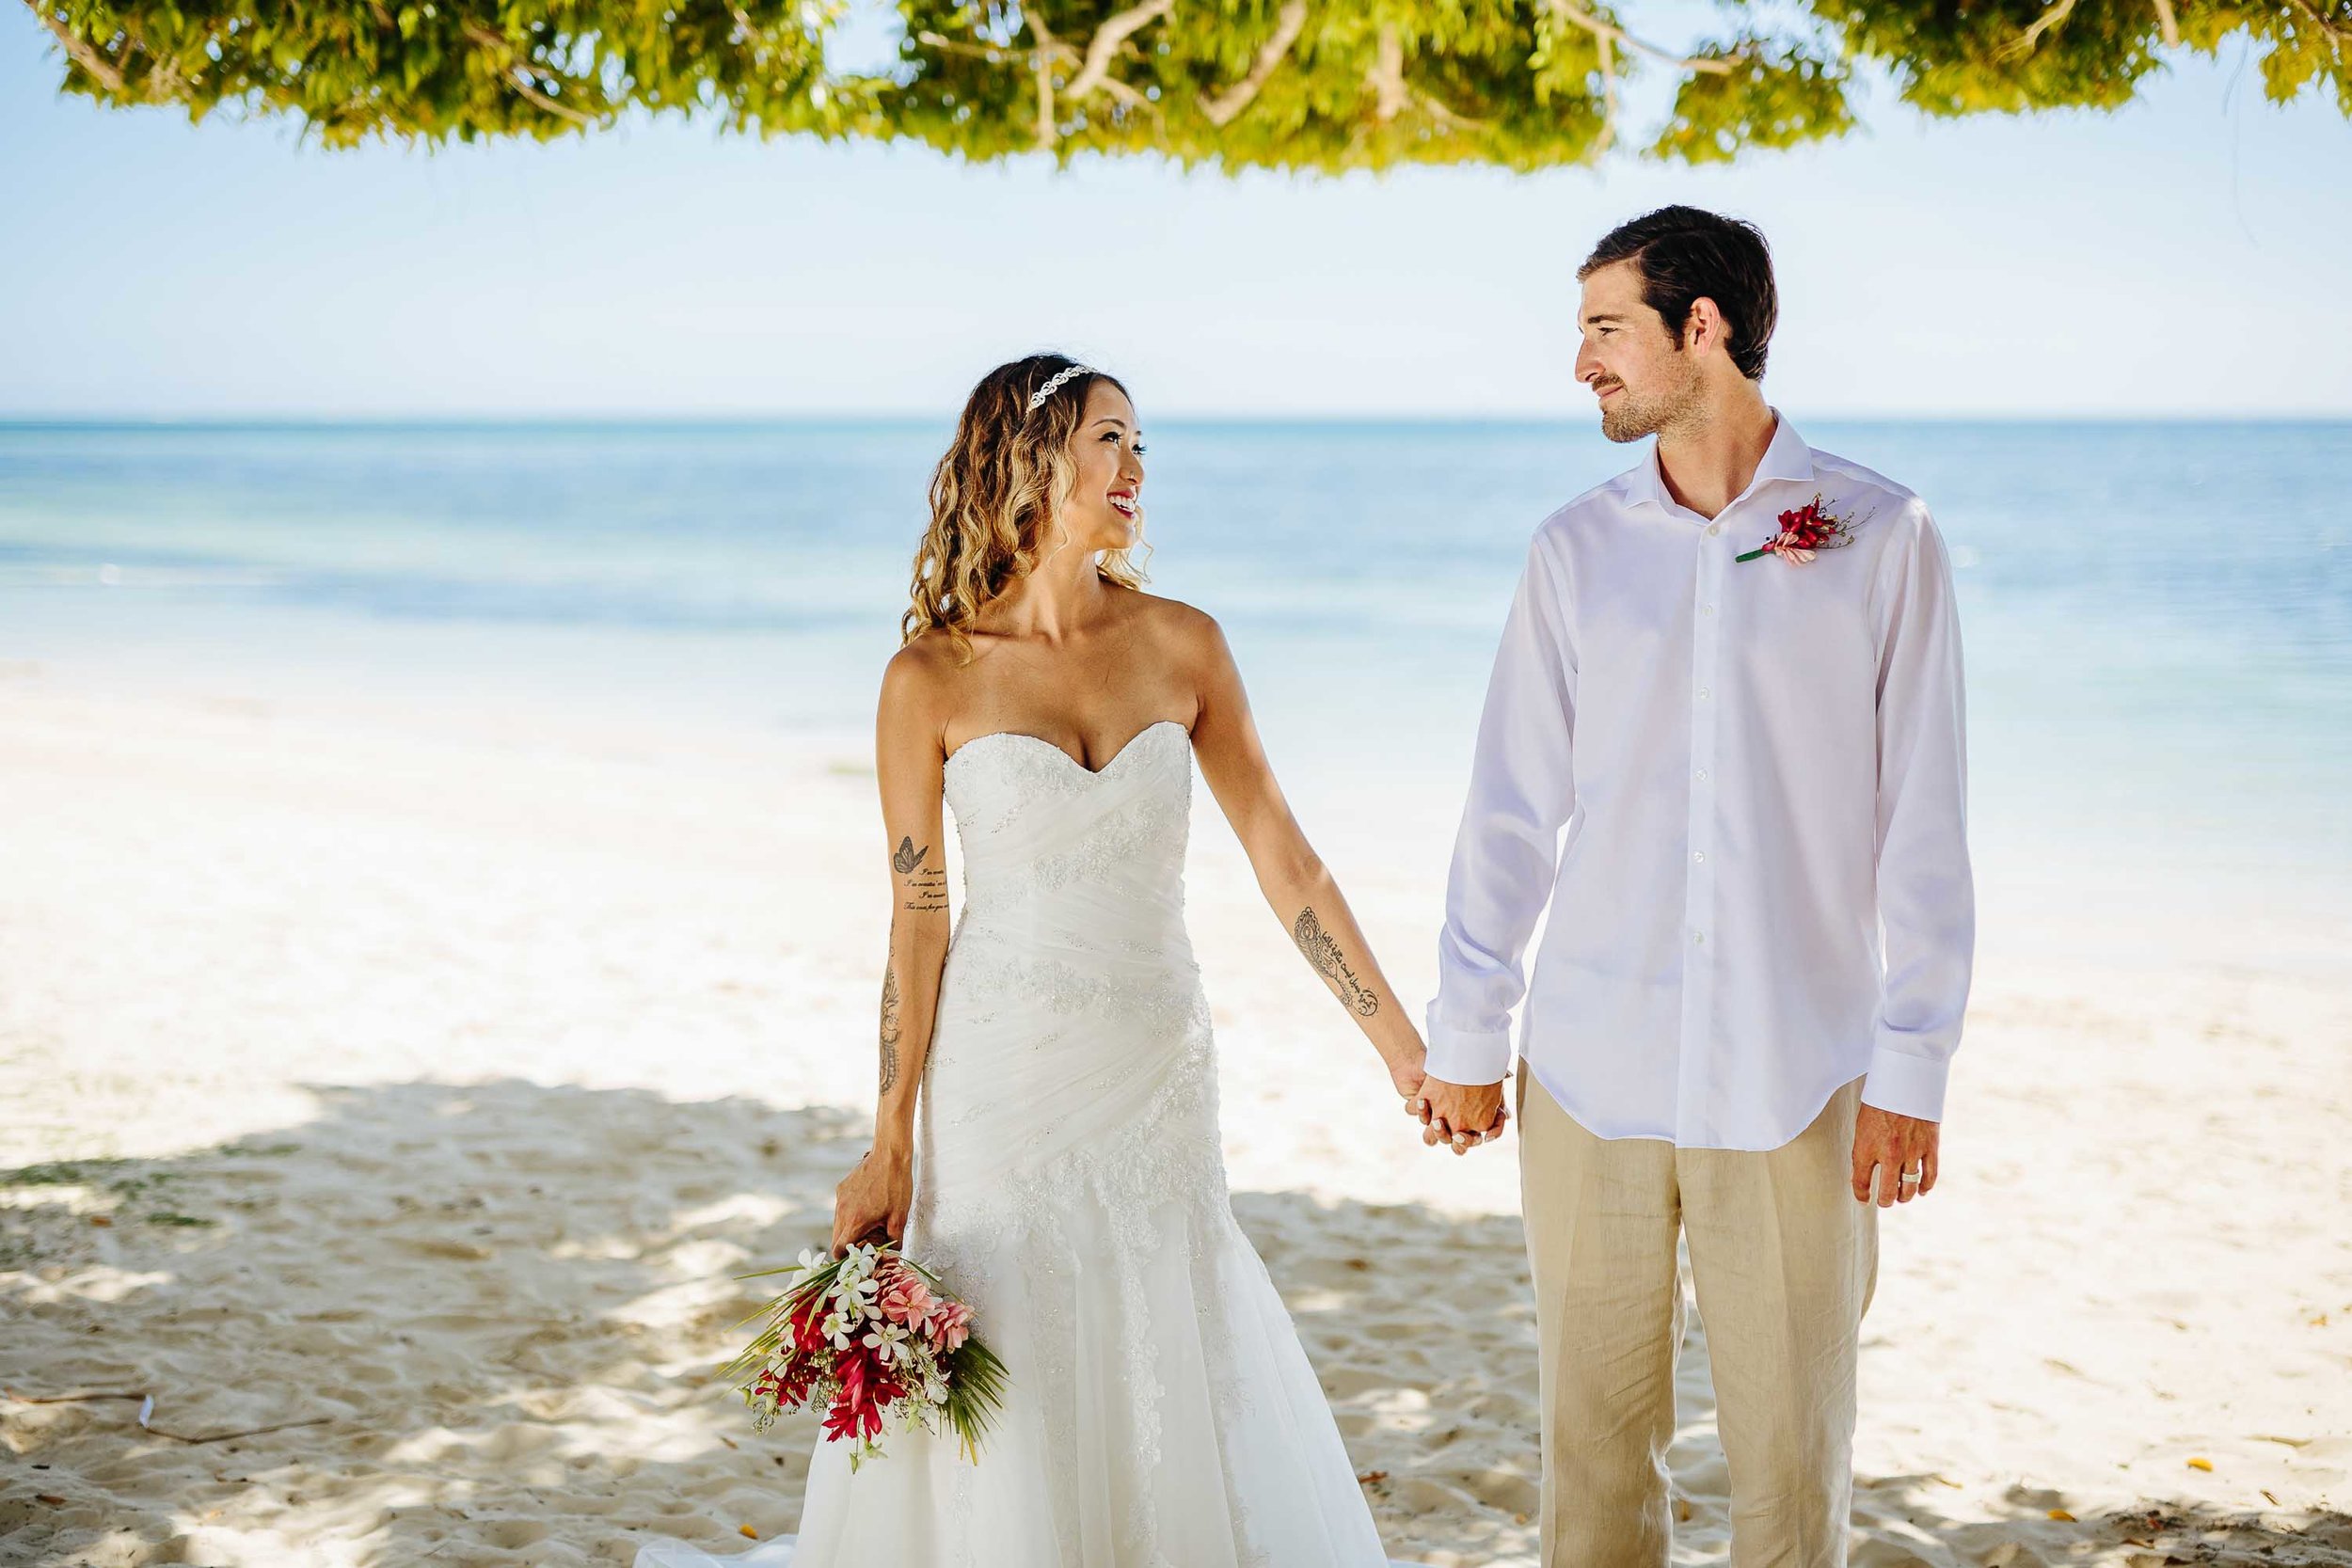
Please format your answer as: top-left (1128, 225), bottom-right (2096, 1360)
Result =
top-left (24, 0), bottom-right (2352, 167)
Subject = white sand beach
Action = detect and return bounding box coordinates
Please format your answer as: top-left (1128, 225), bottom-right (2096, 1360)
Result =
top-left (3, 671), bottom-right (2348, 1567)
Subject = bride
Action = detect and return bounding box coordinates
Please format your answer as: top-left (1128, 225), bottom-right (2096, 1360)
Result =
top-left (638, 354), bottom-right (1495, 1568)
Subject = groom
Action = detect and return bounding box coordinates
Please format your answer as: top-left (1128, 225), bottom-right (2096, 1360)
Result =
top-left (1413, 206), bottom-right (1974, 1568)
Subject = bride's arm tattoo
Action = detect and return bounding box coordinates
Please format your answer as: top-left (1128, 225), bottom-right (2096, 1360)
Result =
top-left (879, 964), bottom-right (901, 1092)
top-left (1293, 907), bottom-right (1379, 1017)
top-left (895, 836), bottom-right (948, 912)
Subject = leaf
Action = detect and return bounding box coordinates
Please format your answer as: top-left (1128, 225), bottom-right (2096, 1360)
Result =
top-left (36, 0), bottom-right (2343, 167)
top-left (2048, 1509), bottom-right (2076, 1521)
top-left (739, 1523), bottom-right (760, 1539)
top-left (2186, 1456), bottom-right (2215, 1472)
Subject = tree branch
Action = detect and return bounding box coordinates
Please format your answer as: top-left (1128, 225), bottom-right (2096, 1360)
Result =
top-left (1026, 12), bottom-right (1059, 149)
top-left (461, 22), bottom-right (596, 125)
top-left (1544, 0), bottom-right (1735, 75)
top-left (25, 3), bottom-right (128, 95)
top-left (1413, 87), bottom-right (1492, 129)
top-left (2152, 0), bottom-right (2182, 49)
top-left (1996, 0), bottom-right (2079, 60)
top-left (1065, 0), bottom-right (1173, 102)
top-left (1593, 31), bottom-right (1619, 154)
top-left (1199, 0), bottom-right (1308, 127)
top-left (2280, 0), bottom-right (2352, 48)
top-left (1369, 25), bottom-right (1407, 120)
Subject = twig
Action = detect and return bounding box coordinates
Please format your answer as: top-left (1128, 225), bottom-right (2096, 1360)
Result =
top-left (725, 0), bottom-right (775, 64)
top-left (1199, 0), bottom-right (1308, 126)
top-left (4, 1388), bottom-right (329, 1444)
top-left (914, 30), bottom-right (1027, 63)
top-left (461, 21), bottom-right (596, 127)
top-left (1064, 0), bottom-right (1173, 102)
top-left (2152, 0), bottom-right (2182, 48)
top-left (24, 4), bottom-right (128, 94)
top-left (147, 1416), bottom-right (333, 1446)
top-left (1095, 71), bottom-right (1161, 123)
top-left (1544, 0), bottom-right (1735, 75)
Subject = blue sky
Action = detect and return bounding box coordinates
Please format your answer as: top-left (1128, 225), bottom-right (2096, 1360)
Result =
top-left (4, 5), bottom-right (2349, 418)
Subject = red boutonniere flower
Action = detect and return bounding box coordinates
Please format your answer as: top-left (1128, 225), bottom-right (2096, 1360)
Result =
top-left (1736, 494), bottom-right (1861, 564)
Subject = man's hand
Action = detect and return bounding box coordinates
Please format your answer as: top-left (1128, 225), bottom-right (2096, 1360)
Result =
top-left (1851, 1104), bottom-right (1940, 1207)
top-left (1407, 1075), bottom-right (1508, 1156)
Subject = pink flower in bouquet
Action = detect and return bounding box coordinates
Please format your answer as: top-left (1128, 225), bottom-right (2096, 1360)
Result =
top-left (928, 1300), bottom-right (973, 1354)
top-left (876, 1265), bottom-right (938, 1331)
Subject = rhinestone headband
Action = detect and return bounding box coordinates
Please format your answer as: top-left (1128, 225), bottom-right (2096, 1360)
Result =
top-left (1026, 363), bottom-right (1093, 412)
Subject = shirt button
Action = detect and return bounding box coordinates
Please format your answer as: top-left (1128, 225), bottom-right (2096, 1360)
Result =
top-left (1706, 524), bottom-right (1722, 537)
top-left (1691, 929), bottom-right (1706, 945)
top-left (1692, 851), bottom-right (1706, 863)
top-left (1694, 769), bottom-right (1709, 782)
top-left (1697, 687), bottom-right (1711, 701)
top-left (1701, 604), bottom-right (1716, 615)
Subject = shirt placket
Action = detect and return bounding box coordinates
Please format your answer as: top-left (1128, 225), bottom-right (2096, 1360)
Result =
top-left (1677, 512), bottom-right (1729, 1143)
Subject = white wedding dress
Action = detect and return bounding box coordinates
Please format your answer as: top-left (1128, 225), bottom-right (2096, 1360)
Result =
top-left (636, 721), bottom-right (1400, 1568)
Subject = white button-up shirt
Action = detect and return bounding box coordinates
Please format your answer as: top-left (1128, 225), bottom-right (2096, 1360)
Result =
top-left (1425, 413), bottom-right (1974, 1149)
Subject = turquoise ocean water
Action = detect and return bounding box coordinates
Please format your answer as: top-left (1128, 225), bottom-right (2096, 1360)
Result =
top-left (2, 419), bottom-right (2346, 907)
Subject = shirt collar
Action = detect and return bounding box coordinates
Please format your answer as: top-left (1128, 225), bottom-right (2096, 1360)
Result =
top-left (1620, 406), bottom-right (1815, 513)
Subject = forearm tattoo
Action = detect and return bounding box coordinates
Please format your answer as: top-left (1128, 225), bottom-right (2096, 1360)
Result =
top-left (894, 835), bottom-right (948, 913)
top-left (1293, 907), bottom-right (1379, 1017)
top-left (879, 964), bottom-right (901, 1093)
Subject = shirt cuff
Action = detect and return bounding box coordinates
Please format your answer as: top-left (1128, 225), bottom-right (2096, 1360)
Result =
top-left (1423, 1006), bottom-right (1512, 1086)
top-left (1860, 1033), bottom-right (1949, 1123)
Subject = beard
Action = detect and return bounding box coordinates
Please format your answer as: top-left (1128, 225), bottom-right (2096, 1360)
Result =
top-left (1596, 362), bottom-right (1704, 443)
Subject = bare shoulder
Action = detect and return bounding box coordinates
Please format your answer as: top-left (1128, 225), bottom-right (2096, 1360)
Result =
top-left (1122, 589), bottom-right (1231, 667)
top-left (878, 631), bottom-right (960, 740)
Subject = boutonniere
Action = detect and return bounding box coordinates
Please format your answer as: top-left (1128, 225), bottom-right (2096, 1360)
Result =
top-left (1735, 494), bottom-right (1865, 564)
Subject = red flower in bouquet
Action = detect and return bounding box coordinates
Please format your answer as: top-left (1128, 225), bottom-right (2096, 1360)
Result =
top-left (1736, 494), bottom-right (1863, 565)
top-left (726, 1241), bottom-right (1009, 1469)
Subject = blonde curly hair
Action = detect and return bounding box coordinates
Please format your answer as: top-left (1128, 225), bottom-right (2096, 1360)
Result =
top-left (903, 354), bottom-right (1149, 661)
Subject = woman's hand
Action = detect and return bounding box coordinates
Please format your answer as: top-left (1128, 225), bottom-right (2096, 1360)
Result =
top-left (1385, 1034), bottom-right (1429, 1103)
top-left (832, 1143), bottom-right (914, 1255)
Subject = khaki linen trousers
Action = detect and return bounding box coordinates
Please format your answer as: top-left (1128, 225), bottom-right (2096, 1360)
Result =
top-left (1517, 1062), bottom-right (1877, 1568)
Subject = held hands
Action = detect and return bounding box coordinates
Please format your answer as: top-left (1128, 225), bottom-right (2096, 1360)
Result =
top-left (1851, 1104), bottom-right (1940, 1207)
top-left (832, 1142), bottom-right (914, 1255)
top-left (1382, 1037), bottom-right (1505, 1157)
top-left (1406, 1075), bottom-right (1509, 1157)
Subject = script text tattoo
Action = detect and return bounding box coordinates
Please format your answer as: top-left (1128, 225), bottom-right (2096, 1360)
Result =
top-left (1293, 907), bottom-right (1379, 1017)
top-left (879, 965), bottom-right (901, 1093)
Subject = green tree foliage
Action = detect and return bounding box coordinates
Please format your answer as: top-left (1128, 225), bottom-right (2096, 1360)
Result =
top-left (24, 0), bottom-right (2352, 166)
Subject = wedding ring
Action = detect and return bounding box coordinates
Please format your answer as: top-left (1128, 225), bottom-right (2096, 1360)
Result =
top-left (1899, 1165), bottom-right (1922, 1185)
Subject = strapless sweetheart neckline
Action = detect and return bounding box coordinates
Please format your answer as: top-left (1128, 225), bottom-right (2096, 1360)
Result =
top-left (944, 718), bottom-right (1187, 779)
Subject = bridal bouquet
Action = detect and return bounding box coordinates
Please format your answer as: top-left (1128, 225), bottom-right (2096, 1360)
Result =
top-left (724, 1241), bottom-right (1008, 1468)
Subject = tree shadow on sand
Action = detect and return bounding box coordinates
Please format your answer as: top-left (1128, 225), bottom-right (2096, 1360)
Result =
top-left (2, 1080), bottom-right (2344, 1567)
